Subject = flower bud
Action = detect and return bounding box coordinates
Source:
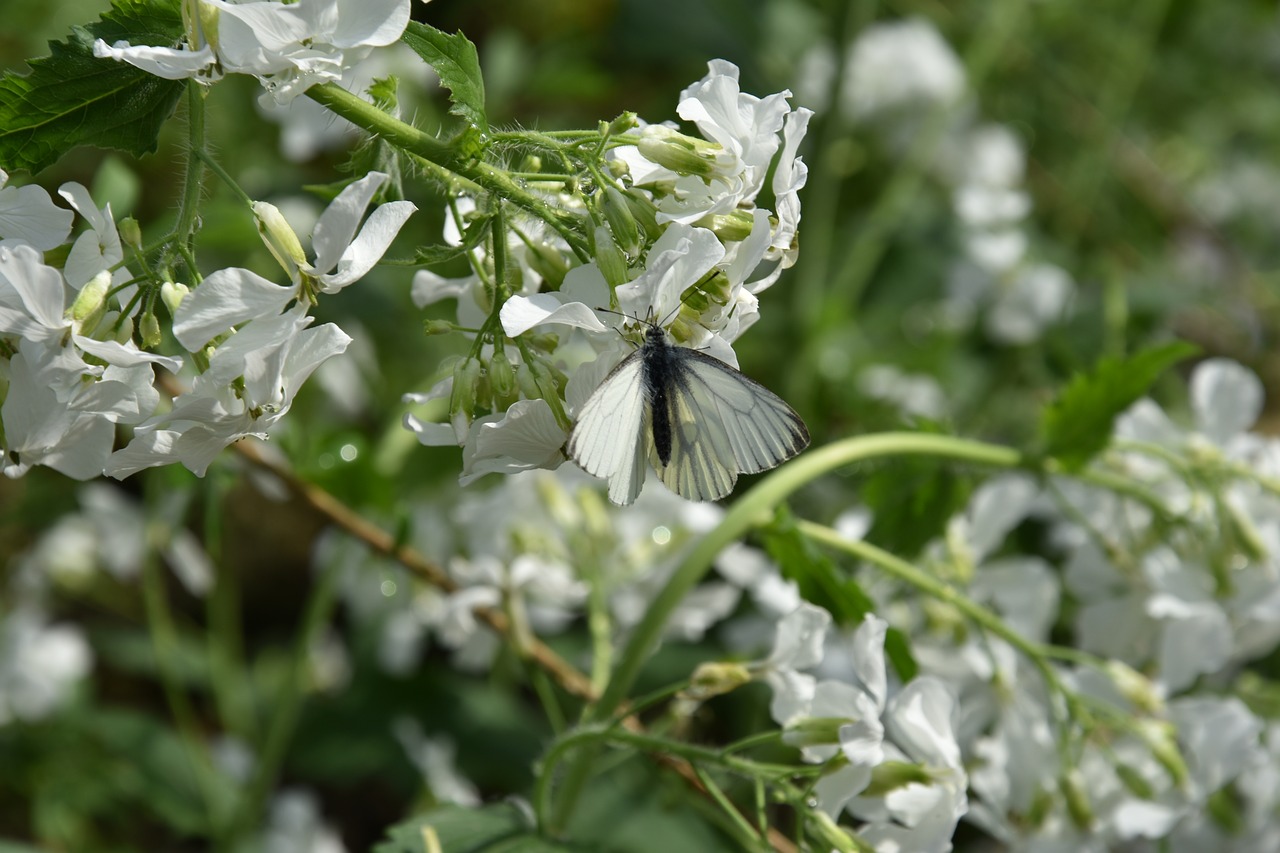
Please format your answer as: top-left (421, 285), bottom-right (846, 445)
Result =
top-left (704, 210), bottom-right (755, 243)
top-left (68, 271), bottom-right (112, 328)
top-left (423, 319), bottom-right (455, 335)
top-left (606, 111), bottom-right (638, 137)
top-left (1059, 768), bottom-right (1094, 830)
top-left (450, 357), bottom-right (480, 444)
top-left (623, 190), bottom-right (663, 242)
top-left (118, 217), bottom-right (142, 249)
top-left (1114, 762), bottom-right (1154, 799)
top-left (488, 352), bottom-right (517, 401)
top-left (1136, 719), bottom-right (1189, 790)
top-left (1224, 496), bottom-right (1269, 563)
top-left (183, 0), bottom-right (220, 52)
top-left (516, 363), bottom-right (542, 400)
top-left (782, 716), bottom-right (846, 749)
top-left (524, 241), bottom-right (568, 290)
top-left (637, 126), bottom-right (730, 178)
top-left (252, 201), bottom-right (307, 277)
top-left (593, 226), bottom-right (628, 289)
top-left (140, 310), bottom-right (162, 349)
top-left (602, 186), bottom-right (641, 254)
top-left (1207, 786), bottom-right (1245, 835)
top-left (863, 761), bottom-right (933, 797)
top-left (682, 661), bottom-right (751, 702)
top-left (160, 281), bottom-right (189, 316)
top-left (1105, 660), bottom-right (1165, 716)
top-left (808, 810), bottom-right (859, 853)
top-left (112, 313), bottom-right (133, 344)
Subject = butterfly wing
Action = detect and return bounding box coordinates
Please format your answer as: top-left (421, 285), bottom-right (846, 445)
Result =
top-left (655, 349), bottom-right (809, 501)
top-left (567, 351), bottom-right (651, 505)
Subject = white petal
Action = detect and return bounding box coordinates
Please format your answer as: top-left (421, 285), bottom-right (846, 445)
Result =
top-left (310, 171), bottom-right (389, 275)
top-left (331, 0), bottom-right (412, 48)
top-left (1191, 358), bottom-right (1263, 445)
top-left (850, 613), bottom-right (888, 711)
top-left (499, 293), bottom-right (609, 336)
top-left (767, 601), bottom-right (831, 670)
top-left (173, 267), bottom-right (293, 350)
top-left (318, 200), bottom-right (415, 290)
top-left (92, 39), bottom-right (220, 80)
top-left (0, 184), bottom-right (73, 250)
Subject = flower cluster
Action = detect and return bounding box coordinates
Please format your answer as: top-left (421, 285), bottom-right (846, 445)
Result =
top-left (405, 61), bottom-right (811, 495)
top-left (94, 0), bottom-right (419, 105)
top-left (0, 170), bottom-right (414, 480)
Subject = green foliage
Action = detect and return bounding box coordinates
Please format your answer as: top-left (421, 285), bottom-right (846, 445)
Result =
top-left (401, 22), bottom-right (488, 133)
top-left (1038, 341), bottom-right (1199, 471)
top-left (761, 509), bottom-right (918, 682)
top-left (862, 442), bottom-right (975, 560)
top-left (374, 803), bottom-right (578, 853)
top-left (0, 0), bottom-right (184, 173)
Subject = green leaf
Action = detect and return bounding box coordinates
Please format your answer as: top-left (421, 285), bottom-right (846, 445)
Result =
top-left (410, 212), bottom-right (493, 265)
top-left (861, 444), bottom-right (974, 560)
top-left (0, 0), bottom-right (186, 173)
top-left (761, 508), bottom-right (875, 628)
top-left (1039, 340), bottom-right (1199, 471)
top-left (374, 803), bottom-right (579, 853)
top-left (401, 22), bottom-right (488, 132)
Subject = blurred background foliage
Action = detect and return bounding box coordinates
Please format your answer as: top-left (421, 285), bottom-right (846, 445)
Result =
top-left (4, 0), bottom-right (1280, 849)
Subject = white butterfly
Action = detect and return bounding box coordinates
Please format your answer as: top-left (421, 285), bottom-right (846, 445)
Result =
top-left (568, 324), bottom-right (810, 505)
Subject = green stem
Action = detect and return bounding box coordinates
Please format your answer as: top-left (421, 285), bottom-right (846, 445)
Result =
top-left (306, 83), bottom-right (590, 258)
top-left (231, 560), bottom-right (341, 837)
top-left (141, 553), bottom-right (229, 843)
top-left (175, 82), bottom-right (208, 246)
top-left (590, 433), bottom-right (1022, 722)
top-left (204, 473), bottom-right (253, 741)
top-left (796, 520), bottom-right (1078, 720)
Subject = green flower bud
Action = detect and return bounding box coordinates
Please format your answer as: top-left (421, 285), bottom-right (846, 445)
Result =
top-left (450, 358), bottom-right (481, 443)
top-left (488, 352), bottom-right (517, 401)
top-left (1207, 786), bottom-right (1245, 835)
top-left (683, 661), bottom-right (751, 701)
top-left (863, 761), bottom-right (933, 797)
top-left (1105, 661), bottom-right (1165, 716)
top-left (602, 186), bottom-right (641, 254)
top-left (1137, 719), bottom-right (1189, 790)
top-left (808, 810), bottom-right (860, 853)
top-left (1115, 762), bottom-right (1155, 799)
top-left (704, 210), bottom-right (756, 243)
top-left (423, 318), bottom-right (455, 335)
top-left (593, 226), bottom-right (629, 289)
top-left (516, 363), bottom-right (541, 400)
top-left (525, 241), bottom-right (569, 290)
top-left (637, 126), bottom-right (728, 178)
top-left (160, 281), bottom-right (189, 317)
top-left (252, 201), bottom-right (307, 276)
top-left (69, 271), bottom-right (112, 328)
top-left (782, 716), bottom-right (847, 749)
top-left (623, 189), bottom-right (663, 242)
top-left (140, 311), bottom-right (162, 349)
top-left (1059, 768), bottom-right (1094, 831)
top-left (118, 217), bottom-right (142, 249)
top-left (1224, 496), bottom-right (1270, 563)
top-left (111, 313), bottom-right (133, 344)
top-left (606, 111), bottom-right (638, 137)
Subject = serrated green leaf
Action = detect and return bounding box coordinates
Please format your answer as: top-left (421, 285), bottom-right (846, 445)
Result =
top-left (401, 22), bottom-right (488, 132)
top-left (375, 803), bottom-right (579, 853)
top-left (0, 0), bottom-right (186, 173)
top-left (409, 212), bottom-right (493, 265)
top-left (1039, 340), bottom-right (1199, 471)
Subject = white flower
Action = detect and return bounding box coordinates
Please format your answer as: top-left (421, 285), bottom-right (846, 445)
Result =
top-left (94, 0), bottom-right (415, 105)
top-left (260, 789), bottom-right (348, 853)
top-left (174, 172), bottom-right (414, 350)
top-left (109, 307), bottom-right (352, 477)
top-left (0, 169), bottom-right (73, 250)
top-left (0, 607), bottom-right (93, 723)
top-left (841, 18), bottom-right (966, 120)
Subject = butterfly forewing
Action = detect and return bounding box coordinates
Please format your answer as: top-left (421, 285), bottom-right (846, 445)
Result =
top-left (567, 353), bottom-right (649, 505)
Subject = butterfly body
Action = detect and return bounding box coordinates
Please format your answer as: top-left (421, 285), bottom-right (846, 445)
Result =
top-left (568, 325), bottom-right (809, 505)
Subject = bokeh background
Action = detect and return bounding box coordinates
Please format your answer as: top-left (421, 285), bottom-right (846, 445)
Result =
top-left (4, 0), bottom-right (1280, 849)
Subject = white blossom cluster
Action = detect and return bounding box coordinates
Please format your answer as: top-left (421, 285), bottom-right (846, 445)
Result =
top-left (802, 17), bottom-right (1073, 345)
top-left (0, 168), bottom-right (414, 480)
top-left (405, 60), bottom-right (812, 495)
top-left (94, 0), bottom-right (421, 106)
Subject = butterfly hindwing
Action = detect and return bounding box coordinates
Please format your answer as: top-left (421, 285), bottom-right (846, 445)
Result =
top-left (651, 348), bottom-right (808, 501)
top-left (567, 352), bottom-right (650, 505)
top-left (569, 326), bottom-right (809, 505)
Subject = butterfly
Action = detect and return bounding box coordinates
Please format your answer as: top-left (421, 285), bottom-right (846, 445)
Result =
top-left (568, 323), bottom-right (809, 505)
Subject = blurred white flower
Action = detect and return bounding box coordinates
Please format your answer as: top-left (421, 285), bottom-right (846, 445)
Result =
top-left (0, 607), bottom-right (92, 724)
top-left (841, 18), bottom-right (966, 120)
top-left (261, 789), bottom-right (348, 853)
